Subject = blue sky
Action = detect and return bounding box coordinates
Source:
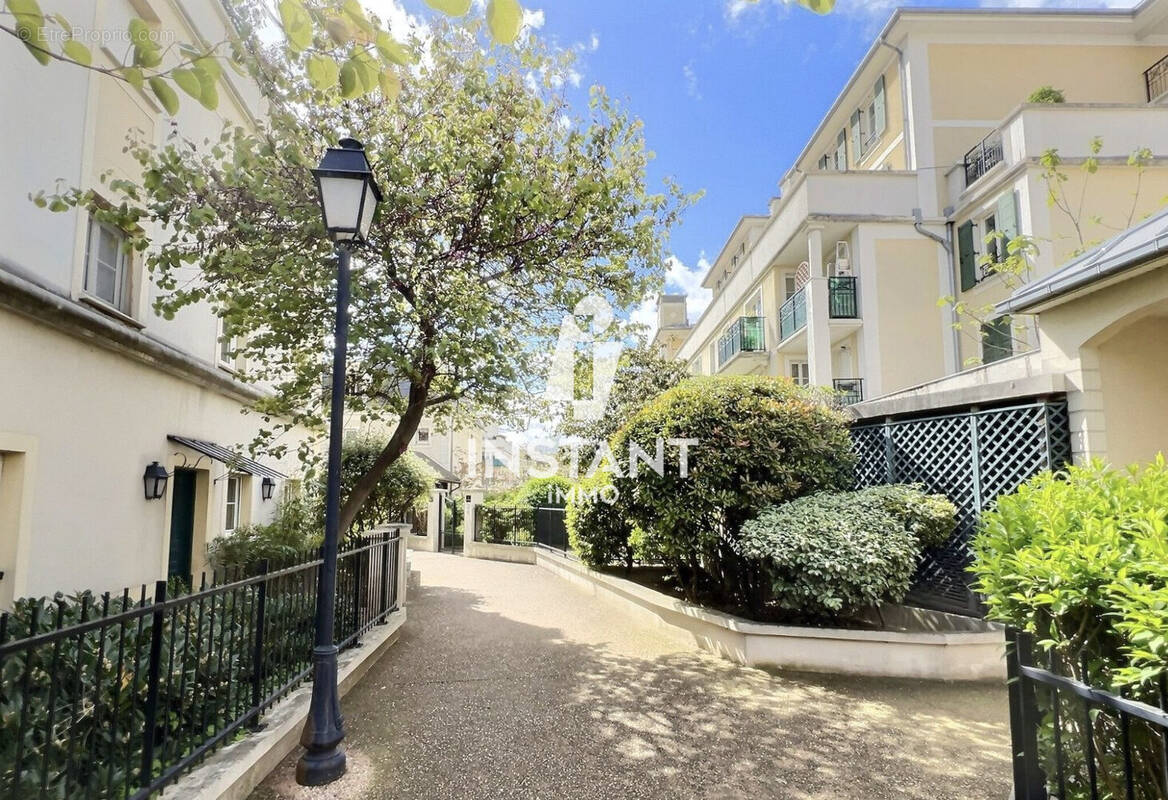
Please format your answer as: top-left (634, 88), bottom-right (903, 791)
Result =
top-left (384, 0), bottom-right (1137, 326)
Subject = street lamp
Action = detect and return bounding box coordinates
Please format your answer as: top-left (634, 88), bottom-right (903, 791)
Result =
top-left (297, 138), bottom-right (381, 786)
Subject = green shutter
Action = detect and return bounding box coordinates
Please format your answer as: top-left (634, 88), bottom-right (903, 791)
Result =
top-left (958, 220), bottom-right (977, 292)
top-left (850, 109), bottom-right (863, 158)
top-left (873, 75), bottom-right (886, 135)
top-left (836, 128), bottom-right (847, 170)
top-left (996, 189), bottom-right (1019, 245)
top-left (982, 316), bottom-right (1013, 364)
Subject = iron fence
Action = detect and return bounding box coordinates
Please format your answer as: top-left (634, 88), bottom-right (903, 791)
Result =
top-left (716, 317), bottom-right (766, 367)
top-left (1007, 628), bottom-right (1168, 800)
top-left (0, 530), bottom-right (402, 800)
top-left (964, 131), bottom-right (1005, 187)
top-left (779, 288), bottom-right (807, 341)
top-left (1146, 53), bottom-right (1168, 102)
top-left (851, 398), bottom-right (1071, 615)
top-left (833, 377), bottom-right (864, 406)
top-left (474, 506), bottom-right (569, 552)
top-left (827, 276), bottom-right (859, 319)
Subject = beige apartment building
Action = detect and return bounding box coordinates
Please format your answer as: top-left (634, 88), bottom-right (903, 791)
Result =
top-left (0, 0), bottom-right (308, 604)
top-left (655, 0), bottom-right (1168, 411)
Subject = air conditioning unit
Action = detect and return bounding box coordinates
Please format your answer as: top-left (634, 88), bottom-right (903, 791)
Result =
top-left (834, 241), bottom-right (852, 276)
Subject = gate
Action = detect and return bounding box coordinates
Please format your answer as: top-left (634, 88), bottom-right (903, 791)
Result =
top-left (851, 397), bottom-right (1071, 615)
top-left (533, 507), bottom-right (568, 552)
top-left (440, 494), bottom-right (463, 553)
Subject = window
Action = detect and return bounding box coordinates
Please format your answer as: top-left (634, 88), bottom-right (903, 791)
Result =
top-left (218, 330), bottom-right (239, 370)
top-left (850, 76), bottom-right (887, 163)
top-left (850, 109), bottom-right (864, 160)
top-left (834, 129), bottom-right (847, 170)
top-left (783, 273), bottom-right (798, 302)
top-left (958, 191), bottom-right (1020, 292)
top-left (981, 316), bottom-right (1014, 364)
top-left (744, 290), bottom-right (763, 318)
top-left (417, 429), bottom-right (431, 443)
top-left (224, 475), bottom-right (241, 532)
top-left (789, 360), bottom-right (810, 386)
top-left (84, 217), bottom-right (130, 312)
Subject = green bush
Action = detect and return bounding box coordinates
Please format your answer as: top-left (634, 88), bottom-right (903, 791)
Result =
top-left (972, 458), bottom-right (1168, 796)
top-left (566, 471), bottom-right (633, 568)
top-left (318, 438), bottom-right (435, 533)
top-left (1027, 85), bottom-right (1065, 103)
top-left (208, 494), bottom-right (320, 571)
top-left (610, 375), bottom-right (855, 608)
top-left (736, 485), bottom-right (953, 619)
top-left (488, 476), bottom-right (574, 509)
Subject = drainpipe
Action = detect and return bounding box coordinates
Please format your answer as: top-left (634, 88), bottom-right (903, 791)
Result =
top-left (879, 36), bottom-right (913, 170)
top-left (912, 209), bottom-right (962, 373)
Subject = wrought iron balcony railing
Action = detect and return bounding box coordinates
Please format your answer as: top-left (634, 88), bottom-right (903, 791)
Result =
top-left (832, 377), bottom-right (864, 405)
top-left (1146, 53), bottom-right (1168, 102)
top-left (717, 316), bottom-right (766, 367)
top-left (779, 277), bottom-right (859, 342)
top-left (779, 288), bottom-right (806, 342)
top-left (963, 132), bottom-right (1004, 187)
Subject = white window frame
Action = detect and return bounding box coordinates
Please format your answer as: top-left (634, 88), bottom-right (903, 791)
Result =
top-left (417, 429), bottom-right (431, 443)
top-left (788, 360), bottom-right (810, 386)
top-left (83, 216), bottom-right (130, 313)
top-left (224, 474), bottom-right (242, 532)
top-left (783, 273), bottom-right (798, 302)
top-left (743, 289), bottom-right (763, 318)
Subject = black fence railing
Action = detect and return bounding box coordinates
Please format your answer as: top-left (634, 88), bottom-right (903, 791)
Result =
top-left (1007, 628), bottom-right (1168, 799)
top-left (716, 317), bottom-right (766, 368)
top-left (0, 531), bottom-right (402, 800)
top-left (474, 506), bottom-right (569, 552)
top-left (832, 377), bottom-right (863, 405)
top-left (1146, 53), bottom-right (1168, 102)
top-left (964, 132), bottom-right (1005, 187)
top-left (779, 288), bottom-right (807, 341)
top-left (827, 276), bottom-right (859, 319)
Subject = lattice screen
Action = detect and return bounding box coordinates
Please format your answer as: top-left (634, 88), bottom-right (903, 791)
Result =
top-left (851, 398), bottom-right (1071, 615)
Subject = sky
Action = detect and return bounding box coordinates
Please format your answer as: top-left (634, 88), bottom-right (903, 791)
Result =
top-left (383, 0), bottom-right (1139, 333)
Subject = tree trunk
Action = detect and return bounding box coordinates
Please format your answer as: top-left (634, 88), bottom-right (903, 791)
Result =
top-left (337, 382), bottom-right (431, 533)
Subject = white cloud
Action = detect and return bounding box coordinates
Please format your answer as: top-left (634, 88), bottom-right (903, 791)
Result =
top-left (630, 255), bottom-right (714, 339)
top-left (683, 62), bottom-right (701, 100)
top-left (523, 8), bottom-right (546, 30)
top-left (588, 33), bottom-right (601, 52)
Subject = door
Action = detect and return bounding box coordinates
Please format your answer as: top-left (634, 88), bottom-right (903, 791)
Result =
top-left (167, 469), bottom-right (197, 582)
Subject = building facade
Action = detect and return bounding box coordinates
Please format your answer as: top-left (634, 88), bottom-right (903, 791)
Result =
top-left (654, 0), bottom-right (1168, 410)
top-left (0, 0), bottom-right (307, 604)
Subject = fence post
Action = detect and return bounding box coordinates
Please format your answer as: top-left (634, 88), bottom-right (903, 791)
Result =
top-left (140, 580), bottom-right (168, 786)
top-left (969, 408), bottom-right (984, 514)
top-left (250, 559), bottom-right (269, 729)
top-left (881, 418), bottom-right (895, 483)
top-left (1006, 628), bottom-right (1047, 800)
top-left (379, 532), bottom-right (392, 621)
top-left (352, 542), bottom-right (364, 645)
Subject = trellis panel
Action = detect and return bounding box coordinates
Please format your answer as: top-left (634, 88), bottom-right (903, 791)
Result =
top-left (851, 397), bottom-right (1070, 615)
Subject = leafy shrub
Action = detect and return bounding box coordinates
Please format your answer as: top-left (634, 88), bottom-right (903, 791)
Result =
top-left (318, 438), bottom-right (435, 532)
top-left (208, 494), bottom-right (320, 571)
top-left (610, 375), bottom-right (855, 608)
top-left (736, 485), bottom-right (952, 619)
top-left (477, 506), bottom-right (535, 544)
top-left (1027, 85), bottom-right (1065, 103)
top-left (972, 458), bottom-right (1168, 796)
top-left (566, 471), bottom-right (633, 568)
top-left (488, 476), bottom-right (574, 509)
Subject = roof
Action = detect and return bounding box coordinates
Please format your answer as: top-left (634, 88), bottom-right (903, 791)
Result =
top-left (167, 435), bottom-right (286, 480)
top-left (997, 206), bottom-right (1168, 314)
top-left (415, 451), bottom-right (461, 486)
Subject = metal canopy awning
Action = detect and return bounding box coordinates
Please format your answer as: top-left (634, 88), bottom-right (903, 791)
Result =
top-left (415, 451), bottom-right (461, 487)
top-left (167, 435), bottom-right (286, 480)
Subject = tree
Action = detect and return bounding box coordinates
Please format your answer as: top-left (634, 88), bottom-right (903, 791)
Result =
top-left (556, 342), bottom-right (691, 466)
top-left (320, 438), bottom-right (435, 532)
top-left (41, 22), bottom-right (690, 532)
top-left (1, 0), bottom-right (529, 113)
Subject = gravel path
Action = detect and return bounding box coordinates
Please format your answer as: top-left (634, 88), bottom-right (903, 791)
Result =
top-left (253, 551), bottom-right (1012, 800)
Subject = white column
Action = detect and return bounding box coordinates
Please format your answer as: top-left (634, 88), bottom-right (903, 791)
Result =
top-left (805, 226), bottom-right (833, 387)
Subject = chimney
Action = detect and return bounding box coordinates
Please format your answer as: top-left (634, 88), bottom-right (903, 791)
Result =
top-left (657, 295), bottom-right (689, 330)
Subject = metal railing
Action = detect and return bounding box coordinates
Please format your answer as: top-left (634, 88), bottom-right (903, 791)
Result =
top-left (964, 132), bottom-right (1005, 187)
top-left (474, 506), bottom-right (569, 552)
top-left (828, 276), bottom-right (859, 319)
top-left (716, 316), bottom-right (766, 367)
top-left (1146, 53), bottom-right (1168, 102)
top-left (1007, 628), bottom-right (1168, 799)
top-left (0, 531), bottom-right (402, 799)
top-left (779, 288), bottom-right (806, 341)
top-left (832, 377), bottom-right (863, 405)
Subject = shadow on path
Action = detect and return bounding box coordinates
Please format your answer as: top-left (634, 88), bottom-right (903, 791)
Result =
top-left (253, 553), bottom-right (1010, 800)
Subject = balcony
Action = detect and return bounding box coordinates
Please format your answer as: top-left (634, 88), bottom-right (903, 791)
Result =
top-left (717, 316), bottom-right (766, 369)
top-left (779, 290), bottom-right (806, 342)
top-left (778, 277), bottom-right (859, 345)
top-left (963, 132), bottom-right (1004, 188)
top-left (833, 378), bottom-right (864, 406)
top-left (1147, 54), bottom-right (1168, 103)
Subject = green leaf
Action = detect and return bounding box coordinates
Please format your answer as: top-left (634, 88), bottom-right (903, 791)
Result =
top-left (193, 66), bottom-right (219, 110)
top-left (338, 60), bottom-right (359, 98)
top-left (9, 0), bottom-right (50, 65)
top-left (425, 0), bottom-right (472, 16)
top-left (486, 0), bottom-right (522, 44)
top-left (797, 0), bottom-right (836, 12)
top-left (61, 39), bottom-right (91, 66)
top-left (378, 69), bottom-right (401, 102)
top-left (120, 66), bottom-right (144, 91)
top-left (148, 76), bottom-right (179, 115)
top-left (375, 32), bottom-right (412, 67)
top-left (172, 68), bottom-right (202, 100)
top-left (306, 55), bottom-right (340, 91)
top-left (195, 55), bottom-right (222, 82)
top-left (129, 18), bottom-right (162, 68)
top-left (278, 0), bottom-right (313, 53)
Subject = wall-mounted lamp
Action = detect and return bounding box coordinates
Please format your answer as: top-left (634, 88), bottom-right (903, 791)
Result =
top-left (143, 462), bottom-right (169, 500)
top-left (262, 476), bottom-right (276, 502)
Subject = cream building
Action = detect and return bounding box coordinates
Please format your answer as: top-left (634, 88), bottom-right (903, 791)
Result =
top-left (0, 0), bottom-right (309, 605)
top-left (654, 0), bottom-right (1168, 410)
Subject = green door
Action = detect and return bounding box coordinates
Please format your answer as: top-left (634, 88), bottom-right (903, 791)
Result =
top-left (167, 469), bottom-right (197, 582)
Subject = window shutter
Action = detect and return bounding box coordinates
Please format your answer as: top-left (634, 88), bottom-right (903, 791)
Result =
top-left (982, 316), bottom-right (1013, 364)
top-left (958, 220), bottom-right (977, 292)
top-left (996, 189), bottom-right (1019, 246)
top-left (835, 129), bottom-right (847, 170)
top-left (850, 110), bottom-right (862, 158)
top-left (873, 75), bottom-right (886, 135)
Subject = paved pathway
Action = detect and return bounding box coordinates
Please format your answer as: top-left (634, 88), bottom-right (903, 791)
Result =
top-left (254, 552), bottom-right (1011, 800)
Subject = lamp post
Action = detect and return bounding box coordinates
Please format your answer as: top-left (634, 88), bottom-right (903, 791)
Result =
top-left (297, 138), bottom-right (382, 786)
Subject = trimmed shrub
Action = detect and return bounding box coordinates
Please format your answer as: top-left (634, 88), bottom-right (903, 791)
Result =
top-left (566, 471), bottom-right (632, 568)
top-left (610, 375), bottom-right (855, 607)
top-left (737, 485), bottom-right (953, 619)
top-left (208, 494), bottom-right (319, 570)
top-left (1027, 85), bottom-right (1065, 104)
top-left (489, 476), bottom-right (575, 509)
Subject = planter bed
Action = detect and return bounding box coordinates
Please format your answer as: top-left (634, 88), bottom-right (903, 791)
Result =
top-left (534, 548), bottom-right (1004, 682)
